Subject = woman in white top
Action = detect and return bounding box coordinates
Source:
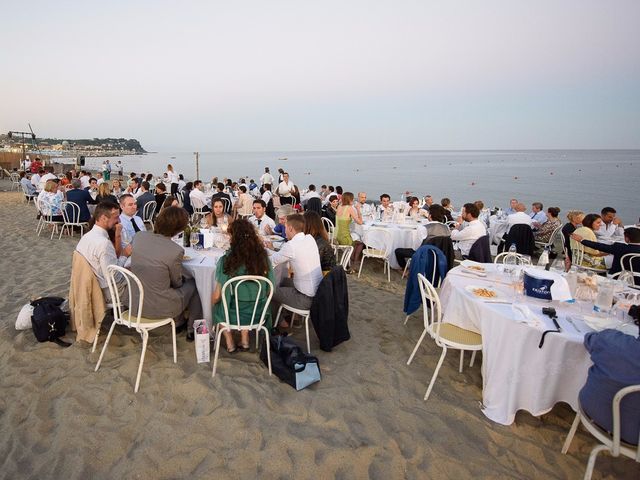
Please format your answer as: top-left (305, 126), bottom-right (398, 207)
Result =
top-left (234, 185), bottom-right (254, 218)
top-left (165, 164), bottom-right (179, 196)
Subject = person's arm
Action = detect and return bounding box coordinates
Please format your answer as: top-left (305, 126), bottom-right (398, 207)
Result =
top-left (169, 250), bottom-right (183, 288)
top-left (580, 238), bottom-right (616, 255)
top-left (269, 241), bottom-right (294, 267)
top-left (350, 206), bottom-right (363, 225)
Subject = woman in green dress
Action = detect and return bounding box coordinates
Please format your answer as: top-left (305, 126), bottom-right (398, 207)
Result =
top-left (211, 218), bottom-right (275, 353)
top-left (335, 192), bottom-right (365, 270)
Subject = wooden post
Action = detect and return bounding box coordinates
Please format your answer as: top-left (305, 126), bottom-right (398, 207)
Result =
top-left (194, 151), bottom-right (200, 180)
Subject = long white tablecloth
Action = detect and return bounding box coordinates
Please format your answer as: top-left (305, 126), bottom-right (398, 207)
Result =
top-left (440, 265), bottom-right (593, 425)
top-left (353, 221), bottom-right (427, 269)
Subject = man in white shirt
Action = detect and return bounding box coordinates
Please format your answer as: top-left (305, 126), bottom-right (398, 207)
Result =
top-left (31, 169), bottom-right (42, 190)
top-left (530, 202), bottom-right (547, 226)
top-left (79, 171), bottom-right (91, 189)
top-left (118, 194), bottom-right (146, 248)
top-left (39, 167), bottom-right (57, 191)
top-left (24, 157), bottom-right (31, 172)
top-left (126, 178), bottom-right (143, 199)
top-left (377, 193), bottom-right (394, 221)
top-left (276, 172), bottom-right (296, 205)
top-left (508, 203), bottom-right (533, 230)
top-left (189, 180), bottom-right (211, 212)
top-left (248, 199), bottom-right (276, 235)
top-left (261, 184), bottom-right (273, 206)
top-left (450, 203), bottom-right (487, 257)
top-left (260, 167), bottom-right (274, 186)
top-left (268, 214), bottom-right (323, 326)
top-left (597, 207), bottom-right (625, 239)
top-left (75, 201), bottom-right (132, 302)
top-left (355, 192), bottom-right (374, 219)
top-left (301, 184), bottom-right (321, 206)
top-left (95, 172), bottom-right (104, 185)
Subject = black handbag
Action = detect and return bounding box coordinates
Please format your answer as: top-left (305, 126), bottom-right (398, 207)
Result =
top-left (260, 334), bottom-right (321, 390)
top-left (30, 297), bottom-right (71, 347)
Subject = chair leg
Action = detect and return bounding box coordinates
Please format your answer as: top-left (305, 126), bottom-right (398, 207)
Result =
top-left (424, 346), bottom-right (447, 401)
top-left (255, 328), bottom-right (260, 349)
top-left (134, 330), bottom-right (149, 393)
top-left (91, 328), bottom-right (100, 353)
top-left (404, 314), bottom-right (411, 325)
top-left (304, 314), bottom-right (311, 353)
top-left (407, 328), bottom-right (428, 365)
top-left (171, 320), bottom-right (177, 363)
top-left (470, 350), bottom-right (477, 367)
top-left (357, 256), bottom-right (365, 278)
top-left (459, 350), bottom-right (464, 373)
top-left (95, 321), bottom-right (117, 372)
top-left (584, 444), bottom-right (608, 480)
top-left (274, 305), bottom-right (283, 328)
top-left (386, 260), bottom-right (391, 282)
top-left (212, 325), bottom-right (224, 378)
top-left (561, 412), bottom-right (581, 454)
top-left (263, 327), bottom-right (272, 375)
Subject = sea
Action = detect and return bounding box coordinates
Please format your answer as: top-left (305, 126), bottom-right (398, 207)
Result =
top-left (81, 150), bottom-right (639, 224)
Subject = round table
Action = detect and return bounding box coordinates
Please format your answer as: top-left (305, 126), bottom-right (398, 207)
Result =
top-left (353, 221), bottom-right (427, 269)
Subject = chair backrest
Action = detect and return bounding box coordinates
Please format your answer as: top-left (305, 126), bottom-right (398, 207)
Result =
top-left (611, 384), bottom-right (640, 457)
top-left (571, 243), bottom-right (585, 266)
top-left (422, 248), bottom-right (441, 288)
top-left (621, 253), bottom-right (640, 275)
top-left (61, 201), bottom-right (81, 225)
top-left (505, 224), bottom-right (535, 256)
top-left (445, 220), bottom-right (457, 230)
top-left (220, 197), bottom-right (232, 214)
top-left (321, 217), bottom-right (335, 243)
top-left (175, 191), bottom-right (184, 207)
top-left (338, 246), bottom-right (353, 269)
top-left (468, 235), bottom-right (491, 263)
top-left (191, 194), bottom-right (205, 210)
top-left (363, 227), bottom-right (393, 257)
top-left (106, 265), bottom-right (144, 330)
top-left (220, 275), bottom-right (274, 329)
top-left (305, 197), bottom-right (322, 214)
top-left (494, 252), bottom-right (532, 265)
top-left (417, 273), bottom-right (443, 338)
top-left (142, 201), bottom-right (156, 222)
top-left (547, 223), bottom-right (564, 249)
top-left (37, 198), bottom-right (54, 220)
top-left (10, 172), bottom-right (20, 184)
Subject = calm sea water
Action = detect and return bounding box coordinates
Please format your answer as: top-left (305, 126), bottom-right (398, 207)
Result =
top-left (84, 150), bottom-right (639, 224)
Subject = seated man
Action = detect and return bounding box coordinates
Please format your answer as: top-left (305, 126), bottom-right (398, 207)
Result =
top-left (530, 202), bottom-right (547, 227)
top-left (126, 178), bottom-right (142, 199)
top-left (38, 166), bottom-right (57, 191)
top-left (301, 184), bottom-right (321, 207)
top-left (377, 193), bottom-right (394, 221)
top-left (66, 178), bottom-right (98, 222)
top-left (31, 168), bottom-right (43, 192)
top-left (19, 171), bottom-right (37, 199)
top-left (135, 181), bottom-right (155, 217)
top-left (268, 214), bottom-right (323, 326)
top-left (119, 194), bottom-right (146, 247)
top-left (75, 201), bottom-right (132, 303)
top-left (596, 207), bottom-right (625, 240)
top-left (578, 325), bottom-right (640, 446)
top-left (571, 227), bottom-right (640, 278)
top-left (189, 180), bottom-right (211, 212)
top-left (248, 199), bottom-right (276, 235)
top-left (505, 198), bottom-right (518, 215)
top-left (507, 202), bottom-right (533, 230)
top-left (450, 203), bottom-right (487, 258)
top-left (395, 204), bottom-right (451, 269)
top-left (355, 192), bottom-right (374, 219)
top-left (421, 195), bottom-right (433, 213)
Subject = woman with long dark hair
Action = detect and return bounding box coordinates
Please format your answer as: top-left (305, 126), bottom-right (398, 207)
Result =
top-left (211, 218), bottom-right (275, 352)
top-left (304, 211), bottom-right (336, 273)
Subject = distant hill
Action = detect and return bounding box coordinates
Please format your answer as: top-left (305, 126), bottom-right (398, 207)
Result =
top-left (0, 135), bottom-right (147, 153)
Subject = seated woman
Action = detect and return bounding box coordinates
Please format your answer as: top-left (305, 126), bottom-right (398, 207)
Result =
top-left (407, 196), bottom-right (429, 221)
top-left (130, 207), bottom-right (203, 340)
top-left (154, 182), bottom-right (168, 208)
top-left (562, 210), bottom-right (584, 255)
top-left (570, 213), bottom-right (607, 270)
top-left (160, 195), bottom-right (179, 212)
top-left (205, 198), bottom-right (233, 229)
top-left (95, 182), bottom-right (118, 204)
top-left (335, 192), bottom-right (364, 270)
top-left (534, 207), bottom-right (561, 243)
top-left (40, 179), bottom-right (64, 221)
top-left (304, 210), bottom-right (336, 273)
top-left (424, 204), bottom-right (452, 238)
top-left (440, 197), bottom-right (455, 221)
top-left (111, 179), bottom-right (124, 198)
top-left (211, 218), bottom-right (275, 353)
top-left (321, 194), bottom-right (339, 226)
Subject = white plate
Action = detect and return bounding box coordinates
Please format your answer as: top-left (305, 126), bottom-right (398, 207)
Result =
top-left (581, 315), bottom-right (620, 332)
top-left (465, 285), bottom-right (505, 302)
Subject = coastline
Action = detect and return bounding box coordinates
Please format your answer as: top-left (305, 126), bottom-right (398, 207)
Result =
top-left (1, 181), bottom-right (638, 478)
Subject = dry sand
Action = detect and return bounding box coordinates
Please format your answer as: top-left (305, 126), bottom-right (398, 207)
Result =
top-left (0, 179), bottom-right (638, 479)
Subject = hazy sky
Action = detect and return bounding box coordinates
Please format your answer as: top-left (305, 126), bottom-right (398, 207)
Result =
top-left (2, 0), bottom-right (639, 151)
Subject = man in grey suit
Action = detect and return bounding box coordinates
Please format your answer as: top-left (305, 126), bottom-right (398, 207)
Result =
top-left (129, 207), bottom-right (203, 341)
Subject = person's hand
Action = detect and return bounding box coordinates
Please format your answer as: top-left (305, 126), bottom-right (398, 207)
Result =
top-left (570, 233), bottom-right (583, 243)
top-left (115, 223), bottom-right (123, 237)
top-left (123, 244), bottom-right (133, 257)
top-left (456, 215), bottom-right (463, 224)
top-left (264, 224), bottom-right (273, 235)
top-left (613, 217), bottom-right (623, 226)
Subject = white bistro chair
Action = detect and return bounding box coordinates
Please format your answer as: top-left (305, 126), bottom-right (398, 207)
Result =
top-left (337, 245), bottom-right (354, 270)
top-left (535, 223), bottom-right (564, 251)
top-left (59, 201), bottom-right (89, 238)
top-left (321, 217), bottom-right (336, 245)
top-left (358, 227), bottom-right (393, 282)
top-left (403, 248), bottom-right (443, 325)
top-left (407, 273), bottom-right (482, 401)
top-left (562, 384), bottom-right (640, 480)
top-left (191, 197), bottom-right (208, 223)
top-left (142, 201), bottom-right (157, 229)
top-left (571, 243), bottom-right (607, 273)
top-left (10, 172), bottom-right (21, 191)
top-left (95, 265), bottom-right (177, 393)
top-left (212, 275), bottom-right (274, 377)
top-left (493, 252), bottom-right (532, 265)
top-left (36, 199), bottom-right (64, 240)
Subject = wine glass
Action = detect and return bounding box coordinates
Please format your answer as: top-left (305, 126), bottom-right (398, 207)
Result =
top-left (121, 229), bottom-right (132, 247)
top-left (190, 232), bottom-right (200, 250)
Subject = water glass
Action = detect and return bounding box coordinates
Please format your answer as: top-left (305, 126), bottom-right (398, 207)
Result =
top-left (594, 279), bottom-right (614, 313)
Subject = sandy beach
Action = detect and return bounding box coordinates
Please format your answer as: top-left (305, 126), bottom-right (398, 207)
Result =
top-left (1, 179), bottom-right (638, 480)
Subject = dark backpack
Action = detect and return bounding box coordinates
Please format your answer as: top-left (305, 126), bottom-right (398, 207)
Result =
top-left (30, 297), bottom-right (71, 347)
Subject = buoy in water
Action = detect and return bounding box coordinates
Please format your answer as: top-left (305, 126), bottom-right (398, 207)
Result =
top-left (471, 181), bottom-right (476, 186)
top-left (514, 176), bottom-right (518, 180)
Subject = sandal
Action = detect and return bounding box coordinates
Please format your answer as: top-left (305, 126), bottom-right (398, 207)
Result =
top-left (226, 344), bottom-right (237, 354)
top-left (237, 344), bottom-right (250, 352)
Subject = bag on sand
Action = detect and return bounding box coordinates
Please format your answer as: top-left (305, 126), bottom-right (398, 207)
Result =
top-left (260, 334), bottom-right (321, 391)
top-left (30, 297), bottom-right (71, 347)
top-left (193, 319), bottom-right (210, 363)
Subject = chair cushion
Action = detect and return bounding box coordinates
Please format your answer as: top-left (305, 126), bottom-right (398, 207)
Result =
top-left (119, 311), bottom-right (172, 325)
top-left (438, 323), bottom-right (482, 346)
top-left (364, 248), bottom-right (386, 257)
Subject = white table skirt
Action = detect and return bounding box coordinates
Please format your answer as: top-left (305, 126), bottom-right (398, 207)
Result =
top-left (439, 265), bottom-right (592, 425)
top-left (354, 221), bottom-right (427, 269)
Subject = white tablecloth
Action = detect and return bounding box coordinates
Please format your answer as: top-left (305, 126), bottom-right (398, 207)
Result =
top-left (354, 221), bottom-right (427, 269)
top-left (439, 265), bottom-right (593, 425)
top-left (489, 216), bottom-right (509, 245)
top-left (181, 247), bottom-right (225, 324)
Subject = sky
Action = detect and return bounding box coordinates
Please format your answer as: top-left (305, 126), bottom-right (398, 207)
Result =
top-left (2, 0), bottom-right (640, 151)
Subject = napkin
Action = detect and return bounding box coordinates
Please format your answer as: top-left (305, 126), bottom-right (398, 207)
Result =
top-left (523, 268), bottom-right (572, 302)
top-left (512, 304), bottom-right (544, 329)
top-left (201, 231), bottom-right (214, 249)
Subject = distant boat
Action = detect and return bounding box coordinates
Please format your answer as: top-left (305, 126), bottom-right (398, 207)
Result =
top-left (170, 156), bottom-right (176, 159)
top-left (279, 157), bottom-right (288, 161)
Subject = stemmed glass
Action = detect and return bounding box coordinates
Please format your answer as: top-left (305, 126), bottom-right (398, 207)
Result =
top-left (190, 232), bottom-right (200, 250)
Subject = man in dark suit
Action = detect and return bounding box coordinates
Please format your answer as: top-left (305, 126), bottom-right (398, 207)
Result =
top-left (66, 178), bottom-right (98, 222)
top-left (136, 181), bottom-right (155, 217)
top-left (211, 182), bottom-right (232, 214)
top-left (572, 227), bottom-right (640, 280)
